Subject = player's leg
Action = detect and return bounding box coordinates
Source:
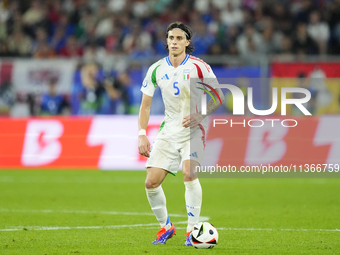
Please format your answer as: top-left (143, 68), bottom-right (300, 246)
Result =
top-left (145, 139), bottom-right (181, 244)
top-left (180, 135), bottom-right (204, 246)
top-left (182, 159), bottom-right (202, 233)
top-left (145, 167), bottom-right (168, 227)
top-left (145, 167), bottom-right (176, 244)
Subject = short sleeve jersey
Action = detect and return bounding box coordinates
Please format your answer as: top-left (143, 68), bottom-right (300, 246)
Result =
top-left (141, 54), bottom-right (218, 142)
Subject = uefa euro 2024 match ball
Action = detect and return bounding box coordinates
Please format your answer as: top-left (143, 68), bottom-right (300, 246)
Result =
top-left (190, 222), bottom-right (219, 249)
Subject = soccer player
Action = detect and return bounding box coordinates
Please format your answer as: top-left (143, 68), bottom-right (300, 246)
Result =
top-left (138, 22), bottom-right (224, 246)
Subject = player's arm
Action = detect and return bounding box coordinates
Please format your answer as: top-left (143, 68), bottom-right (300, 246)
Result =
top-left (138, 93), bottom-right (153, 157)
top-left (204, 88), bottom-right (225, 116)
top-left (182, 88), bottom-right (225, 128)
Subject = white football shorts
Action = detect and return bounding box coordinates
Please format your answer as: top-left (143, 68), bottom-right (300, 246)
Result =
top-left (145, 130), bottom-right (205, 175)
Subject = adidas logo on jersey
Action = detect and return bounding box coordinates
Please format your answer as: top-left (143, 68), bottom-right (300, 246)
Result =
top-left (161, 74), bottom-right (169, 80)
top-left (189, 152), bottom-right (198, 158)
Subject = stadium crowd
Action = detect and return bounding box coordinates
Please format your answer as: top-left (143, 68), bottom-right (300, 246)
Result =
top-left (0, 0), bottom-right (339, 116)
top-left (1, 0), bottom-right (340, 60)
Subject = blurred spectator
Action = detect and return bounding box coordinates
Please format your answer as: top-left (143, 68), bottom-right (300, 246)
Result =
top-left (34, 42), bottom-right (56, 59)
top-left (333, 24), bottom-right (340, 54)
top-left (220, 1), bottom-right (244, 27)
top-left (108, 0), bottom-right (126, 13)
top-left (94, 3), bottom-right (110, 24)
top-left (309, 67), bottom-right (334, 115)
top-left (292, 72), bottom-right (316, 115)
top-left (49, 27), bottom-right (67, 52)
top-left (75, 9), bottom-right (96, 42)
top-left (236, 23), bottom-right (262, 56)
top-left (0, 19), bottom-right (7, 40)
top-left (0, 79), bottom-right (15, 116)
top-left (61, 0), bottom-right (75, 15)
top-left (242, 7), bottom-right (254, 25)
top-left (227, 43), bottom-right (239, 55)
top-left (83, 41), bottom-right (106, 64)
top-left (212, 0), bottom-right (241, 10)
top-left (105, 71), bottom-right (134, 114)
top-left (259, 22), bottom-right (282, 54)
top-left (58, 35), bottom-right (83, 58)
top-left (131, 0), bottom-right (151, 19)
top-left (67, 0), bottom-right (88, 26)
top-left (122, 23), bottom-right (152, 54)
top-left (6, 1), bottom-right (20, 20)
top-left (22, 0), bottom-right (46, 25)
top-left (158, 5), bottom-right (173, 24)
top-left (242, 0), bottom-right (257, 10)
top-left (223, 26), bottom-right (239, 52)
top-left (31, 27), bottom-right (48, 53)
top-left (0, 41), bottom-right (13, 57)
top-left (10, 93), bottom-right (31, 117)
top-left (292, 23), bottom-right (318, 55)
top-left (22, 0), bottom-right (47, 37)
top-left (27, 92), bottom-right (38, 116)
top-left (270, 2), bottom-right (292, 34)
top-left (40, 77), bottom-right (69, 115)
top-left (7, 28), bottom-right (32, 56)
top-left (327, 0), bottom-right (340, 54)
top-left (95, 13), bottom-right (116, 40)
top-left (100, 38), bottom-right (129, 73)
top-left (328, 0), bottom-right (340, 30)
top-left (294, 0), bottom-right (314, 23)
top-left (130, 42), bottom-right (153, 61)
top-left (207, 7), bottom-right (226, 45)
top-left (208, 43), bottom-right (223, 55)
top-left (276, 35), bottom-right (294, 61)
top-left (77, 63), bottom-right (107, 115)
top-left (194, 0), bottom-right (210, 14)
top-left (51, 12), bottom-right (74, 40)
top-left (191, 21), bottom-right (215, 56)
top-left (129, 21), bottom-right (154, 60)
top-left (47, 0), bottom-right (62, 26)
top-left (243, 37), bottom-right (263, 65)
top-left (172, 4), bottom-right (190, 24)
top-left (105, 27), bottom-right (123, 52)
top-left (259, 26), bottom-right (275, 54)
top-left (188, 9), bottom-right (203, 26)
top-left (117, 12), bottom-right (132, 39)
top-left (307, 11), bottom-right (330, 54)
top-left (0, 0), bottom-right (10, 23)
top-left (154, 26), bottom-right (168, 55)
top-left (5, 5), bottom-right (22, 36)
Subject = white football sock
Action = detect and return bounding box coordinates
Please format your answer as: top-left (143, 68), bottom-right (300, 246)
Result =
top-left (184, 178), bottom-right (202, 233)
top-left (145, 185), bottom-right (169, 228)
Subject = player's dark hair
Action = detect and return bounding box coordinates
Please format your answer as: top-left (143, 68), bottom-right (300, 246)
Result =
top-left (165, 22), bottom-right (195, 54)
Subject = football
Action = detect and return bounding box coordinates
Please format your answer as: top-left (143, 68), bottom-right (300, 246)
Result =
top-left (190, 222), bottom-right (218, 249)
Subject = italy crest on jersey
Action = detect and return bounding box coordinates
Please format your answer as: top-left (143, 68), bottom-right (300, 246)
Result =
top-left (183, 69), bottom-right (190, 80)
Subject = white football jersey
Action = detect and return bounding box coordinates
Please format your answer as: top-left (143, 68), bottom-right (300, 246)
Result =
top-left (141, 54), bottom-right (219, 142)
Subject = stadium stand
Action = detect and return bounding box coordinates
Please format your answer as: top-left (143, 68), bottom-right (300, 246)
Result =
top-left (0, 0), bottom-right (339, 116)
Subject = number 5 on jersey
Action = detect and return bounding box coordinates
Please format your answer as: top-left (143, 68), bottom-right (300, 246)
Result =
top-left (173, 82), bottom-right (180, 95)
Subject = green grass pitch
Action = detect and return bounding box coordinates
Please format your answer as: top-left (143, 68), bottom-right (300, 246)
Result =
top-left (0, 170), bottom-right (339, 254)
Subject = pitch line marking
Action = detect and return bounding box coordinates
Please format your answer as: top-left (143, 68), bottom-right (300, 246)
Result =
top-left (2, 209), bottom-right (337, 233)
top-left (176, 227), bottom-right (340, 232)
top-left (0, 223), bottom-right (171, 232)
top-left (0, 208), bottom-right (211, 220)
top-left (0, 221), bottom-right (190, 232)
top-left (1, 225), bottom-right (339, 232)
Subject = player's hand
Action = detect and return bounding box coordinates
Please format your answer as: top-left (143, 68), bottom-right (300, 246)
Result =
top-left (138, 135), bottom-right (151, 157)
top-left (182, 113), bottom-right (204, 128)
